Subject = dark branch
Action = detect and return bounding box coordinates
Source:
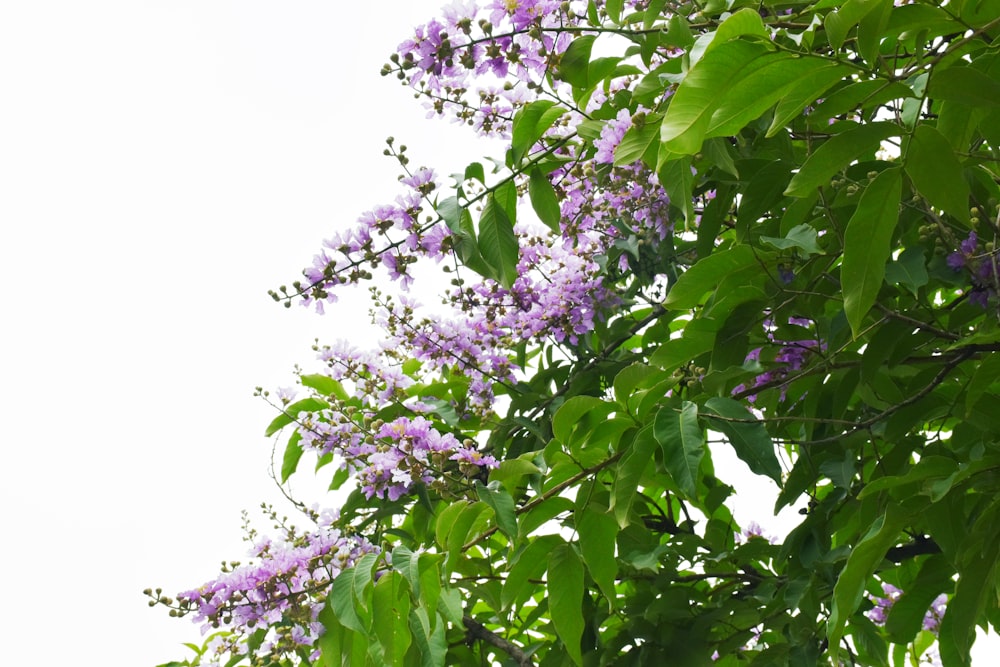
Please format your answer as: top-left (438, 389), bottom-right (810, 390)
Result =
top-left (463, 616), bottom-right (533, 666)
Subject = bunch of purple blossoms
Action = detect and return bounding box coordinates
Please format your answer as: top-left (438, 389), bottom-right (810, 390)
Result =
top-left (867, 582), bottom-right (948, 634)
top-left (733, 317), bottom-right (825, 402)
top-left (391, 0), bottom-right (583, 137)
top-left (166, 518), bottom-right (376, 665)
top-left (298, 408), bottom-right (498, 501)
top-left (947, 231), bottom-right (999, 309)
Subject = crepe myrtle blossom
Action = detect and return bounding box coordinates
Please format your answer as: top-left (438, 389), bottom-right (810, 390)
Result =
top-left (867, 582), bottom-right (948, 634)
top-left (298, 412), bottom-right (497, 501)
top-left (161, 526), bottom-right (377, 665)
top-left (374, 233), bottom-right (621, 412)
top-left (947, 230), bottom-right (1000, 309)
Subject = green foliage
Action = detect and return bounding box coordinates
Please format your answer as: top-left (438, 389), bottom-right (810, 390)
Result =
top-left (176, 1), bottom-right (1000, 665)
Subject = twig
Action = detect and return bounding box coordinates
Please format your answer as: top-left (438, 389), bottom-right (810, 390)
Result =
top-left (463, 616), bottom-right (534, 666)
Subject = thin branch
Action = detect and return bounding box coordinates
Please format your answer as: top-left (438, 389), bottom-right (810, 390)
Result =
top-left (463, 616), bottom-right (534, 666)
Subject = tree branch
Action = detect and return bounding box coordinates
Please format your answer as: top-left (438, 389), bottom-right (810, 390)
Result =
top-left (463, 616), bottom-right (533, 666)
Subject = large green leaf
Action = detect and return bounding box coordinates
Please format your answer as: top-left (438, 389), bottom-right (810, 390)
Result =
top-left (527, 168), bottom-right (562, 232)
top-left (702, 397), bottom-right (782, 483)
top-left (370, 572), bottom-right (412, 665)
top-left (552, 395), bottom-right (615, 448)
top-left (664, 244), bottom-right (758, 309)
top-left (576, 506), bottom-right (619, 605)
top-left (828, 505), bottom-right (908, 656)
top-left (280, 430), bottom-right (304, 483)
top-left (842, 168), bottom-right (902, 337)
top-left (502, 534), bottom-right (563, 609)
top-left (825, 0), bottom-right (885, 50)
top-left (614, 112), bottom-right (663, 166)
top-left (511, 100), bottom-right (567, 164)
top-left (475, 481), bottom-right (517, 542)
top-left (708, 55), bottom-right (839, 139)
top-left (264, 397), bottom-right (329, 437)
top-left (653, 402), bottom-right (704, 497)
top-left (939, 529), bottom-right (999, 666)
top-left (785, 123), bottom-right (897, 197)
top-left (478, 193), bottom-right (519, 287)
top-left (904, 124), bottom-right (970, 224)
top-left (928, 64), bottom-right (1000, 109)
top-left (611, 425), bottom-right (658, 527)
top-left (300, 373), bottom-right (349, 400)
top-left (660, 39), bottom-right (772, 154)
top-left (558, 35), bottom-right (596, 88)
top-left (767, 63), bottom-right (856, 137)
top-left (885, 554), bottom-right (953, 644)
top-left (548, 543), bottom-right (585, 666)
top-left (407, 607), bottom-right (447, 667)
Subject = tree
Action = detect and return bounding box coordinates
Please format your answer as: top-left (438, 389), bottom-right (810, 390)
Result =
top-left (149, 1), bottom-right (1000, 665)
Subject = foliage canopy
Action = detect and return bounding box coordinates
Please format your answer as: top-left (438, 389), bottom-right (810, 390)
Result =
top-left (153, 1), bottom-right (1000, 665)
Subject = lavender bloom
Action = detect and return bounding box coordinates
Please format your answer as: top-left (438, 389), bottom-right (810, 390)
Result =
top-left (867, 582), bottom-right (948, 635)
top-left (176, 526), bottom-right (377, 664)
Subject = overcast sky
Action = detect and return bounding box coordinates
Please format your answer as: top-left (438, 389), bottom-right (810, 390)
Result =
top-left (0, 2), bottom-right (994, 665)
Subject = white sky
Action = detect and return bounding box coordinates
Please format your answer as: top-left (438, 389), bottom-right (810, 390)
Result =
top-left (0, 2), bottom-right (993, 665)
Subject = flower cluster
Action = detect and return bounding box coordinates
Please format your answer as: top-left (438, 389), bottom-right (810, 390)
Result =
top-left (733, 318), bottom-right (825, 402)
top-left (867, 582), bottom-right (948, 634)
top-left (389, 0), bottom-right (578, 137)
top-left (154, 512), bottom-right (376, 666)
top-left (299, 412), bottom-right (497, 501)
top-left (947, 231), bottom-right (999, 309)
top-left (375, 231), bottom-right (621, 412)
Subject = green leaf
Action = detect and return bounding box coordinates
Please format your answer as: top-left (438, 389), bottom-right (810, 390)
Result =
top-left (928, 64), bottom-right (1000, 108)
top-left (528, 168), bottom-right (562, 232)
top-left (785, 122), bottom-right (897, 197)
top-left (475, 481), bottom-right (517, 541)
top-left (408, 607), bottom-right (447, 667)
top-left (702, 397), bottom-right (782, 483)
top-left (478, 193), bottom-right (519, 288)
top-left (825, 0), bottom-right (884, 50)
top-left (702, 137), bottom-right (739, 177)
top-left (658, 155), bottom-right (695, 224)
top-left (767, 63), bottom-right (855, 137)
top-left (558, 35), bottom-right (596, 88)
top-left (511, 100), bottom-right (567, 164)
top-left (503, 534), bottom-right (562, 609)
top-left (708, 55), bottom-right (842, 139)
top-left (264, 397), bottom-right (328, 437)
top-left (938, 531), bottom-right (999, 667)
top-left (606, 0), bottom-right (623, 22)
top-left (857, 0), bottom-right (892, 66)
top-left (611, 425), bottom-right (658, 527)
top-left (884, 246), bottom-right (928, 297)
top-left (576, 505), bottom-right (619, 605)
top-left (280, 430), bottom-right (304, 483)
top-left (444, 502), bottom-right (491, 571)
top-left (649, 328), bottom-right (716, 372)
top-left (842, 168), bottom-right (902, 337)
top-left (614, 112), bottom-right (663, 166)
top-left (434, 501), bottom-right (467, 553)
top-left (371, 572), bottom-right (412, 665)
top-left (552, 395), bottom-right (615, 447)
top-left (660, 40), bottom-right (772, 154)
top-left (828, 505), bottom-right (908, 655)
top-left (664, 245), bottom-right (758, 309)
top-left (760, 223), bottom-right (824, 255)
top-left (548, 543), bottom-right (585, 666)
top-left (330, 568), bottom-right (368, 634)
top-left (965, 352), bottom-right (1000, 417)
top-left (300, 373), bottom-right (349, 400)
top-left (885, 555), bottom-right (953, 644)
top-left (653, 402), bottom-right (704, 497)
top-left (904, 124), bottom-right (970, 224)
